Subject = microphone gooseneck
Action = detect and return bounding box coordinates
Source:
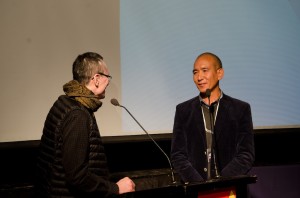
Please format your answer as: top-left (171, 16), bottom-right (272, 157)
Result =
top-left (110, 98), bottom-right (177, 184)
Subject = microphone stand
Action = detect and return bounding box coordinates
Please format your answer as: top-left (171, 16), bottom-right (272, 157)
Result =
top-left (111, 99), bottom-right (177, 184)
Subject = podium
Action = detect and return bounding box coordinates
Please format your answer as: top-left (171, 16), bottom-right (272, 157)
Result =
top-left (184, 175), bottom-right (257, 198)
top-left (121, 174), bottom-right (257, 198)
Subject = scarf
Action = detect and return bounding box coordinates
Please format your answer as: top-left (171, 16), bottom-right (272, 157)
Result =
top-left (63, 80), bottom-right (102, 112)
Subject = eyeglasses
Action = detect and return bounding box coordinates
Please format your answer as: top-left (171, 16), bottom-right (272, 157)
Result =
top-left (98, 72), bottom-right (112, 80)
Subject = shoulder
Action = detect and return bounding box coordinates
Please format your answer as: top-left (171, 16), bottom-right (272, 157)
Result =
top-left (52, 95), bottom-right (92, 120)
top-left (176, 96), bottom-right (199, 110)
top-left (177, 96), bottom-right (198, 106)
top-left (221, 93), bottom-right (252, 117)
top-left (222, 93), bottom-right (250, 107)
top-left (57, 95), bottom-right (80, 107)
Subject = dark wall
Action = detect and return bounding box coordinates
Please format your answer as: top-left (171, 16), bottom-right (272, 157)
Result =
top-left (1, 128), bottom-right (300, 197)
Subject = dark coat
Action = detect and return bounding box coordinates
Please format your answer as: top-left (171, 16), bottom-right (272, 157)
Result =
top-left (170, 93), bottom-right (255, 182)
top-left (35, 95), bottom-right (119, 198)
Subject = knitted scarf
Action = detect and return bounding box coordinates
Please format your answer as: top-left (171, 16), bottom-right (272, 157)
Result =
top-left (63, 80), bottom-right (102, 112)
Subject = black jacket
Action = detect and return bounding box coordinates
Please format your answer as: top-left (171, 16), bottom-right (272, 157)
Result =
top-left (171, 93), bottom-right (255, 182)
top-left (35, 95), bottom-right (119, 198)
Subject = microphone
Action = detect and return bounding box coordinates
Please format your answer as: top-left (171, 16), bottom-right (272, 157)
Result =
top-left (205, 89), bottom-right (220, 179)
top-left (110, 98), bottom-right (176, 184)
top-left (205, 89), bottom-right (211, 98)
top-left (205, 89), bottom-right (214, 113)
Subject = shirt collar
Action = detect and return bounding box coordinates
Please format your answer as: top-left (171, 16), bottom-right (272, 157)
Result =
top-left (199, 90), bottom-right (223, 106)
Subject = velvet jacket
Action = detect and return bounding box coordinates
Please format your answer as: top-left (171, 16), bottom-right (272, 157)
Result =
top-left (170, 93), bottom-right (255, 182)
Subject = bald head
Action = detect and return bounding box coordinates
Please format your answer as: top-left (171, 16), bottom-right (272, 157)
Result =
top-left (196, 52), bottom-right (222, 69)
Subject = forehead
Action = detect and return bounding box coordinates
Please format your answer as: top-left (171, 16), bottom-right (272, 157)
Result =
top-left (194, 55), bottom-right (218, 69)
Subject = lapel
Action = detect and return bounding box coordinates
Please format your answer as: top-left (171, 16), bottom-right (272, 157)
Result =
top-left (191, 96), bottom-right (207, 146)
top-left (214, 94), bottom-right (230, 140)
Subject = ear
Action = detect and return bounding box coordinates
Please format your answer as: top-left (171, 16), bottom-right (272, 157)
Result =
top-left (86, 74), bottom-right (99, 90)
top-left (217, 68), bottom-right (224, 80)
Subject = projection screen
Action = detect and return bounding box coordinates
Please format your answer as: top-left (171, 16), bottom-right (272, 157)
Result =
top-left (0, 0), bottom-right (300, 142)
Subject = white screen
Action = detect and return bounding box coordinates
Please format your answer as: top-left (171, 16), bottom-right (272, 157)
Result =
top-left (0, 0), bottom-right (300, 142)
top-left (120, 0), bottom-right (300, 133)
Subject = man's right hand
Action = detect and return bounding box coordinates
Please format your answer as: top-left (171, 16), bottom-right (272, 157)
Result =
top-left (116, 177), bottom-right (136, 194)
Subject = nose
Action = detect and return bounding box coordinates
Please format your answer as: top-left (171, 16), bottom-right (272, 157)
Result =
top-left (195, 72), bottom-right (203, 82)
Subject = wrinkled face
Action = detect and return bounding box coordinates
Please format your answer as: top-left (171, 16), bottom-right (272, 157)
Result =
top-left (193, 54), bottom-right (224, 94)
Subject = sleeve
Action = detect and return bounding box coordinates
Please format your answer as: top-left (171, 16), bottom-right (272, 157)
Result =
top-left (221, 103), bottom-right (255, 177)
top-left (171, 105), bottom-right (204, 183)
top-left (61, 109), bottom-right (119, 196)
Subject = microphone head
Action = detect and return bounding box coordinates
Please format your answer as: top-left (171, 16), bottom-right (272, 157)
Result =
top-left (111, 98), bottom-right (120, 106)
top-left (205, 89), bottom-right (211, 98)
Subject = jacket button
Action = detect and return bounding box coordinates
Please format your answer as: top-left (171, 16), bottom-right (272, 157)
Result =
top-left (204, 168), bottom-right (207, 172)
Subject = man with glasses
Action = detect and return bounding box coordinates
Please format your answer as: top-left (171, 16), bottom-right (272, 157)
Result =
top-left (36, 52), bottom-right (135, 197)
top-left (171, 52), bottom-right (255, 183)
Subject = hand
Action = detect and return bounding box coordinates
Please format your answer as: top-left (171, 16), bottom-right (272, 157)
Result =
top-left (116, 177), bottom-right (136, 194)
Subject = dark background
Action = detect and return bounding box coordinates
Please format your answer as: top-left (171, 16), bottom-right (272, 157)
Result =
top-left (1, 128), bottom-right (300, 197)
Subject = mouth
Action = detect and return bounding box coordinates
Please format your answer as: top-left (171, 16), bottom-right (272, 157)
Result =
top-left (197, 83), bottom-right (206, 87)
top-left (197, 83), bottom-right (210, 92)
